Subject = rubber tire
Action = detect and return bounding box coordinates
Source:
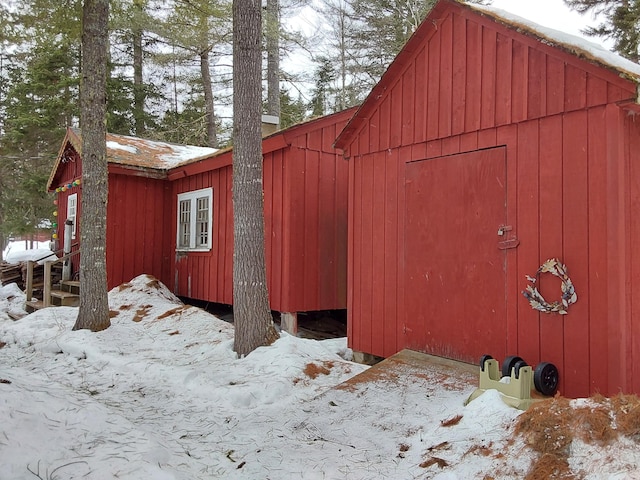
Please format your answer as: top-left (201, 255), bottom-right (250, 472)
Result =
top-left (534, 362), bottom-right (559, 396)
top-left (502, 355), bottom-right (525, 377)
top-left (513, 360), bottom-right (528, 379)
top-left (479, 354), bottom-right (493, 372)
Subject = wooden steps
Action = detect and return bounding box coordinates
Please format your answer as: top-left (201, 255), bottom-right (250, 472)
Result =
top-left (25, 280), bottom-right (80, 312)
top-left (25, 299), bottom-right (45, 313)
top-left (50, 289), bottom-right (80, 307)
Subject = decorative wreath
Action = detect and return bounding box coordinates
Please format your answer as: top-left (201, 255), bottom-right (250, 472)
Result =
top-left (522, 258), bottom-right (577, 315)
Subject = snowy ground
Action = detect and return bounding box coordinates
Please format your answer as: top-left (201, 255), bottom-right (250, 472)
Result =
top-left (1, 245), bottom-right (639, 479)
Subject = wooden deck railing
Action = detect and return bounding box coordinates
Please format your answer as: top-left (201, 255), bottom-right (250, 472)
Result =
top-left (25, 248), bottom-right (81, 307)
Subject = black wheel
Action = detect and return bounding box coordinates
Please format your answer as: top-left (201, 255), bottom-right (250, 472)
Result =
top-left (513, 360), bottom-right (528, 379)
top-left (479, 354), bottom-right (493, 372)
top-left (502, 355), bottom-right (525, 377)
top-left (534, 362), bottom-right (559, 396)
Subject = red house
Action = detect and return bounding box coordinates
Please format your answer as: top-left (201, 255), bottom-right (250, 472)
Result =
top-left (334, 0), bottom-right (640, 397)
top-left (48, 109), bottom-right (354, 330)
top-left (47, 128), bottom-right (217, 288)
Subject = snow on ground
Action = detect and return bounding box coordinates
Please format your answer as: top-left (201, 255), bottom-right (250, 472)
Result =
top-left (0, 273), bottom-right (639, 479)
top-left (3, 240), bottom-right (55, 265)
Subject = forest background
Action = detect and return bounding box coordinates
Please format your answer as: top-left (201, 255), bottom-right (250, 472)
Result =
top-left (0, 0), bottom-right (635, 257)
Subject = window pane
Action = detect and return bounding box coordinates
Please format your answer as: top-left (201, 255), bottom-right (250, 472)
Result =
top-left (179, 199), bottom-right (191, 248)
top-left (196, 196), bottom-right (209, 246)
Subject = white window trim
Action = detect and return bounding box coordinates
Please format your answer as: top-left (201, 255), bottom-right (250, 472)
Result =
top-left (67, 193), bottom-right (78, 240)
top-left (176, 187), bottom-right (213, 252)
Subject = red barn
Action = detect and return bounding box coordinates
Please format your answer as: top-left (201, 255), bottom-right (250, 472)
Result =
top-left (48, 109), bottom-right (354, 330)
top-left (334, 0), bottom-right (640, 397)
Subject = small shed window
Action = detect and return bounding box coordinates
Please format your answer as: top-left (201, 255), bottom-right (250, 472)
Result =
top-left (67, 193), bottom-right (78, 240)
top-left (176, 187), bottom-right (213, 251)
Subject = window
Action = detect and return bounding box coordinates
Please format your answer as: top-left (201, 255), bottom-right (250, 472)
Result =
top-left (176, 188), bottom-right (213, 251)
top-left (67, 193), bottom-right (78, 240)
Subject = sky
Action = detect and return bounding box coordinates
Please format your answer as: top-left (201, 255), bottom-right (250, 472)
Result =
top-left (489, 0), bottom-right (600, 41)
top-left (1, 244), bottom-right (640, 479)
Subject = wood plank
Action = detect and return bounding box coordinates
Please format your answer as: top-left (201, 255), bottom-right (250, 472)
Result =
top-left (527, 47), bottom-right (547, 119)
top-left (390, 82), bottom-right (403, 148)
top-left (438, 14), bottom-right (453, 139)
top-left (496, 124), bottom-right (519, 355)
top-left (263, 152), bottom-right (278, 309)
top-left (346, 157), bottom-right (356, 348)
top-left (465, 19), bottom-right (482, 132)
top-left (414, 46), bottom-right (427, 143)
top-left (426, 29), bottom-right (441, 141)
top-left (604, 105), bottom-right (629, 393)
top-left (384, 149), bottom-right (400, 356)
top-left (515, 120), bottom-right (540, 363)
top-left (303, 150), bottom-right (320, 308)
top-left (628, 116), bottom-right (640, 394)
top-left (371, 152), bottom-right (386, 355)
top-left (495, 33), bottom-right (513, 126)
top-left (586, 74), bottom-right (608, 107)
top-left (546, 55), bottom-right (565, 115)
top-left (369, 109), bottom-right (380, 153)
top-left (401, 59), bottom-right (415, 146)
top-left (451, 13), bottom-right (466, 136)
top-left (395, 158), bottom-right (407, 356)
top-left (586, 106), bottom-right (610, 394)
top-left (564, 64), bottom-right (587, 111)
top-left (562, 109), bottom-right (590, 398)
top-left (537, 115), bottom-right (565, 382)
top-left (379, 96), bottom-right (391, 151)
top-left (511, 39), bottom-right (528, 123)
top-left (318, 151), bottom-right (338, 309)
top-left (480, 26), bottom-right (497, 129)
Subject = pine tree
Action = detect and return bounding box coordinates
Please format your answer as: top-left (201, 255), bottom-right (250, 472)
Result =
top-left (73, 0), bottom-right (110, 332)
top-left (153, 0), bottom-right (233, 148)
top-left (233, 0), bottom-right (280, 356)
top-left (0, 0), bottom-right (81, 243)
top-left (564, 0), bottom-right (640, 61)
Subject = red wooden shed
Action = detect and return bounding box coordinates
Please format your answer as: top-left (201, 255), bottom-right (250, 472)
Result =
top-left (167, 108), bottom-right (354, 329)
top-left (334, 0), bottom-right (640, 398)
top-left (47, 128), bottom-right (217, 288)
top-left (48, 108), bottom-right (354, 330)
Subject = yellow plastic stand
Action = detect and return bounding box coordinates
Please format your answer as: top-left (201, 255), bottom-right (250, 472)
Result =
top-left (466, 358), bottom-right (537, 410)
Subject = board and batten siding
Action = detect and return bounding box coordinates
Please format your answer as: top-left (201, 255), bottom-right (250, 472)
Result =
top-left (172, 166), bottom-right (234, 305)
top-left (341, 0), bottom-right (640, 397)
top-left (106, 174), bottom-right (172, 290)
top-left (170, 110), bottom-right (351, 314)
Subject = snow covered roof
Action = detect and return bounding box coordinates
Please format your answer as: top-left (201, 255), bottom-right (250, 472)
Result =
top-left (466, 1), bottom-right (640, 83)
top-left (48, 128), bottom-right (220, 189)
top-left (105, 132), bottom-right (218, 170)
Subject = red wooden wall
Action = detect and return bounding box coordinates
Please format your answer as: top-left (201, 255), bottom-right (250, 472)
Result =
top-left (50, 143), bottom-right (82, 272)
top-left (170, 110), bottom-right (351, 313)
top-left (338, 0), bottom-right (640, 397)
top-left (172, 165), bottom-right (234, 304)
top-left (106, 173), bottom-right (172, 289)
top-left (51, 142), bottom-right (172, 289)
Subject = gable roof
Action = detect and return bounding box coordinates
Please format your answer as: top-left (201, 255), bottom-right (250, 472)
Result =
top-left (47, 128), bottom-right (218, 189)
top-left (334, 0), bottom-right (640, 150)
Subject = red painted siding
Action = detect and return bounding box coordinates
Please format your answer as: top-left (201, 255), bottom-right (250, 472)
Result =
top-left (51, 143), bottom-right (172, 289)
top-left (170, 110), bottom-right (352, 313)
top-left (51, 146), bottom-right (82, 275)
top-left (172, 167), bottom-right (234, 303)
top-left (106, 174), bottom-right (171, 289)
top-left (339, 0), bottom-right (640, 397)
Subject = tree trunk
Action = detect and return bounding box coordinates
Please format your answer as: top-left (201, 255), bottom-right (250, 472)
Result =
top-left (133, 0), bottom-right (145, 136)
top-left (200, 48), bottom-right (218, 148)
top-left (265, 0), bottom-right (280, 121)
top-left (232, 0), bottom-right (279, 356)
top-left (74, 0), bottom-right (110, 333)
